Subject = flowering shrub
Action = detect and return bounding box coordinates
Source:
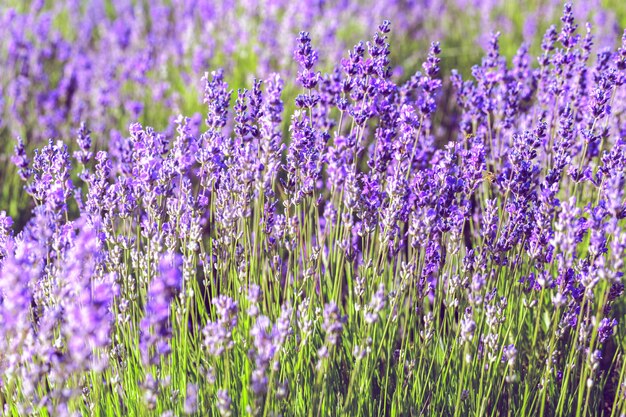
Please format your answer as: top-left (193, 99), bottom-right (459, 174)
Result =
top-left (1, 2), bottom-right (626, 417)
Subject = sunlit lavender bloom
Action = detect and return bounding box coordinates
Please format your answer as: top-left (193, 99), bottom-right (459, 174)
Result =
top-left (364, 284), bottom-right (386, 324)
top-left (247, 284), bottom-right (262, 317)
top-left (141, 373), bottom-right (159, 410)
top-left (183, 383), bottom-right (198, 415)
top-left (321, 302), bottom-right (345, 348)
top-left (213, 295), bottom-right (239, 329)
top-left (203, 296), bottom-right (238, 356)
top-left (559, 3), bottom-right (579, 49)
top-left (73, 122), bottom-right (92, 166)
top-left (598, 318), bottom-right (617, 343)
top-left (460, 308), bottom-right (476, 344)
top-left (294, 31), bottom-right (319, 90)
top-left (249, 316), bottom-right (274, 393)
top-left (502, 344), bottom-right (517, 366)
top-left (247, 303), bottom-right (293, 397)
top-left (65, 280), bottom-right (116, 370)
top-left (217, 389), bottom-right (232, 417)
top-left (139, 253), bottom-right (182, 365)
top-left (11, 137), bottom-right (31, 180)
top-left (0, 211), bottom-right (12, 257)
top-left (202, 69), bottom-right (231, 133)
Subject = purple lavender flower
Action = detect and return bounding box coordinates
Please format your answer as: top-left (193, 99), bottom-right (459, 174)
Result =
top-left (502, 344), bottom-right (517, 366)
top-left (203, 295), bottom-right (238, 356)
top-left (558, 3), bottom-right (579, 49)
top-left (364, 284), bottom-right (386, 324)
top-left (321, 302), bottom-right (345, 348)
top-left (183, 383), bottom-right (198, 415)
top-left (598, 317), bottom-right (617, 343)
top-left (140, 253), bottom-right (182, 365)
top-left (294, 31), bottom-right (319, 90)
top-left (0, 211), bottom-right (12, 259)
top-left (11, 137), bottom-right (31, 180)
top-left (217, 389), bottom-right (232, 417)
top-left (460, 307), bottom-right (476, 344)
top-left (73, 122), bottom-right (92, 166)
top-left (203, 69), bottom-right (231, 133)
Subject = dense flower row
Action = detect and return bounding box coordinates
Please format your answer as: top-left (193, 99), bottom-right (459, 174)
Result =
top-left (0, 3), bottom-right (625, 416)
top-left (1, 0), bottom-right (622, 146)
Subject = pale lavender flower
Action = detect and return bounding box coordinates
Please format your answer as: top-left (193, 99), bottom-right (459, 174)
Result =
top-left (598, 318), bottom-right (617, 343)
top-left (183, 383), bottom-right (198, 415)
top-left (502, 344), bottom-right (517, 366)
top-left (321, 302), bottom-right (345, 348)
top-left (203, 296), bottom-right (238, 356)
top-left (139, 253), bottom-right (182, 365)
top-left (217, 389), bottom-right (232, 417)
top-left (364, 284), bottom-right (386, 324)
top-left (460, 307), bottom-right (476, 344)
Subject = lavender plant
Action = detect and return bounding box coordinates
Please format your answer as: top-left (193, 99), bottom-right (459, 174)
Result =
top-left (0, 3), bottom-right (626, 417)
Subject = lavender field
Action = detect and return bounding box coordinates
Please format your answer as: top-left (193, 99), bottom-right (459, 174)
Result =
top-left (1, 1), bottom-right (626, 416)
